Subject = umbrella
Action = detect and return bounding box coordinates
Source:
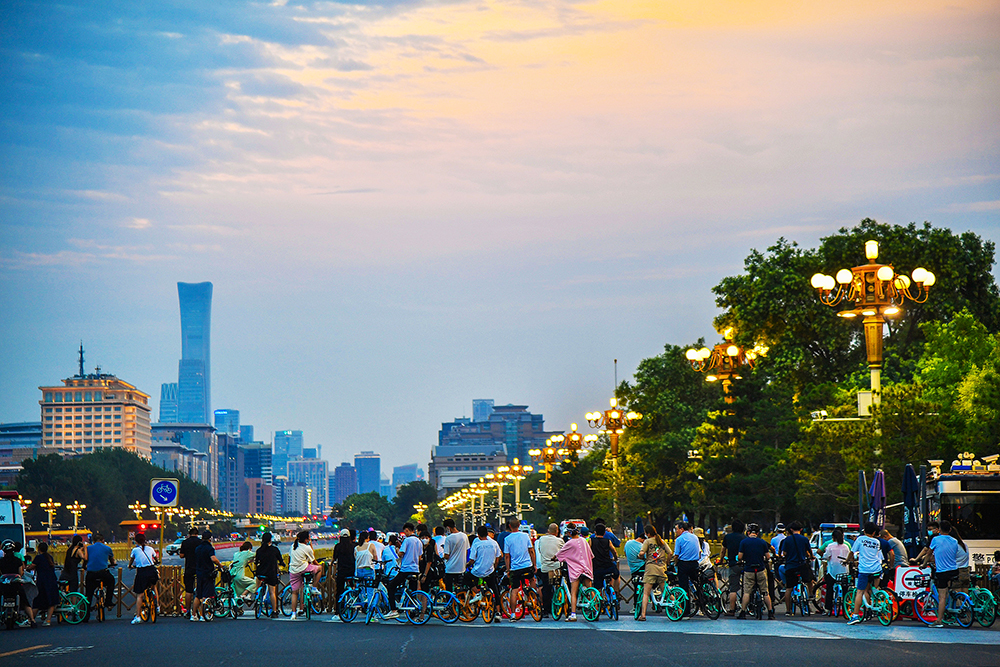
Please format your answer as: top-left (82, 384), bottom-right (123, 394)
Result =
top-left (868, 469), bottom-right (886, 529)
top-left (902, 464), bottom-right (920, 558)
top-left (858, 470), bottom-right (868, 523)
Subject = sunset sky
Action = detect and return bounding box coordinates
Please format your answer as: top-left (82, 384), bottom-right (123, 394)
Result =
top-left (2, 0), bottom-right (998, 470)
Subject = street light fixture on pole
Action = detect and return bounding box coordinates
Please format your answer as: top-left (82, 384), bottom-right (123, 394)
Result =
top-left (39, 498), bottom-right (61, 542)
top-left (586, 399), bottom-right (642, 531)
top-left (413, 502), bottom-right (428, 522)
top-left (129, 502), bottom-right (147, 522)
top-left (506, 459), bottom-right (533, 520)
top-left (66, 501), bottom-right (86, 535)
top-left (686, 328), bottom-right (767, 403)
top-left (810, 240), bottom-right (934, 407)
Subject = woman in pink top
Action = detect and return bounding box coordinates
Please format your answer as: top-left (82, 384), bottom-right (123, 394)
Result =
top-left (556, 526), bottom-right (594, 621)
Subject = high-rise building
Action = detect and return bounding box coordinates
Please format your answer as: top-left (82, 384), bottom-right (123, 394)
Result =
top-left (214, 409), bottom-right (240, 437)
top-left (239, 425), bottom-right (254, 443)
top-left (473, 399), bottom-right (494, 423)
top-left (332, 462), bottom-right (358, 505)
top-left (288, 458), bottom-right (328, 513)
top-left (176, 282), bottom-right (212, 424)
top-left (392, 463), bottom-right (419, 491)
top-left (272, 475), bottom-right (287, 515)
top-left (39, 347), bottom-right (153, 459)
top-left (152, 440), bottom-right (211, 489)
top-left (380, 474), bottom-right (394, 499)
top-left (355, 451), bottom-right (381, 494)
top-left (241, 478), bottom-right (274, 514)
top-left (284, 482), bottom-right (312, 515)
top-left (159, 383), bottom-right (178, 423)
top-left (0, 422), bottom-right (41, 487)
top-left (273, 430), bottom-right (303, 478)
top-left (241, 442), bottom-right (272, 485)
top-left (217, 434), bottom-right (244, 513)
top-left (151, 423), bottom-right (218, 498)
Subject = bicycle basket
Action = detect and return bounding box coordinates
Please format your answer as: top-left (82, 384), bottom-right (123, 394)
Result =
top-left (220, 570), bottom-right (234, 584)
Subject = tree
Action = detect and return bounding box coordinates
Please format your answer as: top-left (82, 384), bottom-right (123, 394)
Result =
top-left (342, 492), bottom-right (392, 532)
top-left (389, 481), bottom-right (439, 529)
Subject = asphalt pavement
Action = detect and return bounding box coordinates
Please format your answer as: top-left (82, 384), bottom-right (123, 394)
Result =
top-left (2, 608), bottom-right (997, 666)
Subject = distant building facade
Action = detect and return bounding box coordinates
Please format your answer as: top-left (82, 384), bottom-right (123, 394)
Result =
top-left (241, 478), bottom-right (274, 514)
top-left (214, 409), bottom-right (240, 437)
top-left (473, 399), bottom-right (494, 423)
top-left (39, 351), bottom-right (153, 459)
top-left (217, 434), bottom-right (244, 513)
top-left (241, 442), bottom-right (272, 485)
top-left (392, 463), bottom-right (419, 492)
top-left (288, 457), bottom-right (328, 513)
top-left (151, 440), bottom-right (211, 489)
top-left (151, 423), bottom-right (218, 498)
top-left (355, 451), bottom-right (381, 494)
top-left (284, 482), bottom-right (312, 515)
top-left (332, 462), bottom-right (358, 505)
top-left (176, 282), bottom-right (212, 424)
top-left (239, 425), bottom-right (254, 443)
top-left (379, 474), bottom-right (393, 499)
top-left (0, 422), bottom-right (41, 487)
top-left (273, 430), bottom-right (303, 478)
top-left (159, 383), bottom-right (178, 423)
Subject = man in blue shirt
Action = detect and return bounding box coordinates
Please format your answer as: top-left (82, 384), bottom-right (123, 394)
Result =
top-left (673, 522), bottom-right (701, 599)
top-left (737, 524), bottom-right (774, 620)
top-left (779, 522), bottom-right (815, 616)
top-left (385, 522), bottom-right (422, 620)
top-left (503, 518), bottom-right (535, 622)
top-left (916, 520), bottom-right (960, 628)
top-left (83, 532), bottom-right (116, 622)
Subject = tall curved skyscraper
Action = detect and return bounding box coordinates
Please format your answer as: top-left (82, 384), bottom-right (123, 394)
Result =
top-left (177, 282), bottom-right (212, 423)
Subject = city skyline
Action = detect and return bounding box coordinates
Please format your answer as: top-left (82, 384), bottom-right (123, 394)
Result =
top-left (1, 1), bottom-right (998, 475)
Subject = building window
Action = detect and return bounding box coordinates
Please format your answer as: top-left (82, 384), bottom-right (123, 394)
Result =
top-left (115, 407), bottom-right (121, 411)
top-left (55, 407), bottom-right (62, 412)
top-left (114, 439), bottom-right (121, 443)
top-left (55, 393), bottom-right (63, 402)
top-left (75, 408), bottom-right (82, 412)
top-left (85, 407), bottom-right (92, 412)
top-left (75, 392), bottom-right (82, 401)
top-left (85, 392), bottom-right (92, 401)
top-left (44, 392), bottom-right (52, 402)
top-left (114, 431), bottom-right (121, 435)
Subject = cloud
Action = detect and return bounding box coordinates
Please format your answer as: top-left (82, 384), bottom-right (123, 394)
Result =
top-left (124, 218), bottom-right (152, 229)
top-left (940, 200), bottom-right (1000, 212)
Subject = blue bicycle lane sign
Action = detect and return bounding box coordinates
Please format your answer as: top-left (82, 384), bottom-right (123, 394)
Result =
top-left (150, 478), bottom-right (180, 507)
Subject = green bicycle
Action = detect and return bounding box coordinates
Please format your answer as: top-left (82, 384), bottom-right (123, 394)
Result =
top-left (969, 574), bottom-right (996, 628)
top-left (551, 564), bottom-right (601, 621)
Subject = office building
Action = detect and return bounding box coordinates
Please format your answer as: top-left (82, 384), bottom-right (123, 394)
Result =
top-left (39, 348), bottom-right (153, 459)
top-left (152, 440), bottom-right (211, 489)
top-left (0, 422), bottom-right (41, 487)
top-left (272, 475), bottom-right (287, 515)
top-left (379, 474), bottom-right (393, 499)
top-left (241, 441), bottom-right (272, 485)
top-left (273, 429), bottom-right (303, 478)
top-left (159, 383), bottom-right (178, 423)
top-left (214, 409), bottom-right (240, 437)
top-left (331, 462), bottom-right (358, 505)
top-left (176, 282), bottom-right (212, 423)
top-left (355, 451), bottom-right (381, 494)
top-left (428, 452), bottom-right (510, 492)
top-left (392, 463), bottom-right (419, 491)
top-left (239, 425), bottom-right (254, 443)
top-left (217, 434), bottom-right (244, 513)
top-left (288, 457), bottom-right (328, 513)
top-left (302, 445), bottom-right (322, 460)
top-left (284, 482), bottom-right (312, 516)
top-left (241, 478), bottom-right (274, 514)
top-left (473, 399), bottom-right (494, 423)
top-left (151, 423), bottom-right (218, 498)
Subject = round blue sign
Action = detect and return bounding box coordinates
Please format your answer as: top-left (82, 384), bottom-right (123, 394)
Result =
top-left (152, 480), bottom-right (178, 505)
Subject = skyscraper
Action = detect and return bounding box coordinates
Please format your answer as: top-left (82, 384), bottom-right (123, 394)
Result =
top-left (355, 451), bottom-right (380, 494)
top-left (472, 399), bottom-right (494, 423)
top-left (159, 383), bottom-right (178, 423)
top-left (392, 463), bottom-right (419, 491)
top-left (273, 430), bottom-right (303, 478)
top-left (332, 462), bottom-right (358, 504)
top-left (239, 425), bottom-right (254, 443)
top-left (288, 458), bottom-right (328, 513)
top-left (176, 282), bottom-right (212, 424)
top-left (214, 409), bottom-right (239, 437)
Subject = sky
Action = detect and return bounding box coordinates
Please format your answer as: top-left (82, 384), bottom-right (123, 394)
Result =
top-left (2, 0), bottom-right (999, 473)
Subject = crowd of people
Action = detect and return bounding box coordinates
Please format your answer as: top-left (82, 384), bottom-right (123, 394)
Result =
top-left (2, 515), bottom-right (999, 629)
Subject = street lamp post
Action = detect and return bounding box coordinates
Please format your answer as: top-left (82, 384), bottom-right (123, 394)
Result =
top-left (485, 471), bottom-right (511, 526)
top-left (66, 501), bottom-right (86, 535)
top-left (528, 441), bottom-right (571, 499)
top-left (39, 498), bottom-right (61, 542)
top-left (686, 328), bottom-right (767, 403)
top-left (586, 400), bottom-right (642, 530)
top-left (507, 459), bottom-right (533, 520)
top-left (128, 502), bottom-right (147, 522)
top-left (810, 240), bottom-right (934, 407)
top-left (413, 502), bottom-right (428, 522)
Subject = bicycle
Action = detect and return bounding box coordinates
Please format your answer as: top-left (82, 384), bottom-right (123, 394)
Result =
top-left (913, 574), bottom-right (974, 628)
top-left (365, 564), bottom-right (431, 625)
top-left (137, 583), bottom-right (158, 623)
top-left (969, 574), bottom-right (997, 628)
top-left (824, 574), bottom-right (849, 618)
top-left (685, 564), bottom-right (722, 620)
top-left (0, 574), bottom-right (30, 629)
top-left (632, 574), bottom-right (686, 622)
top-left (551, 564), bottom-right (600, 621)
top-left (596, 573), bottom-right (620, 621)
top-left (54, 580), bottom-right (88, 625)
top-left (93, 579), bottom-right (107, 623)
top-left (279, 568), bottom-right (324, 618)
top-left (425, 576), bottom-right (460, 623)
top-left (502, 571), bottom-right (543, 622)
top-left (739, 567), bottom-right (770, 620)
top-left (214, 568), bottom-right (244, 619)
top-left (458, 575), bottom-right (498, 623)
top-left (253, 578), bottom-right (276, 620)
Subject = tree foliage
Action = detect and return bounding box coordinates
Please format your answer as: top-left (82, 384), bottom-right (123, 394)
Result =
top-left (342, 491), bottom-right (392, 532)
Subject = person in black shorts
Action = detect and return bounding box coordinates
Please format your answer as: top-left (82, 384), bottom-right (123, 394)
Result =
top-left (591, 523), bottom-right (620, 594)
top-left (779, 522), bottom-right (815, 615)
top-left (254, 532), bottom-right (284, 618)
top-left (191, 531), bottom-right (221, 622)
top-left (177, 527), bottom-right (201, 616)
top-left (718, 520), bottom-right (745, 615)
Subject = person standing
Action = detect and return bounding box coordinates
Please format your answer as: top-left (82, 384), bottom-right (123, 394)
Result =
top-left (333, 529), bottom-right (355, 612)
top-left (951, 525), bottom-right (970, 594)
top-left (128, 533), bottom-right (159, 625)
top-left (61, 534), bottom-right (87, 593)
top-left (178, 527), bottom-right (201, 617)
top-left (737, 524), bottom-right (775, 619)
top-left (770, 524), bottom-right (786, 555)
top-left (83, 532), bottom-right (116, 623)
top-left (442, 519), bottom-right (469, 592)
top-left (846, 522), bottom-right (883, 625)
top-left (718, 520), bottom-right (746, 615)
top-left (385, 523), bottom-right (421, 620)
top-left (254, 532), bottom-right (284, 618)
top-left (916, 521), bottom-right (960, 628)
top-left (637, 525), bottom-right (672, 621)
top-left (1, 540), bottom-right (36, 627)
top-left (467, 525), bottom-right (503, 617)
top-left (288, 531), bottom-right (324, 620)
top-left (355, 530), bottom-right (377, 582)
top-left (556, 526), bottom-right (594, 622)
top-left (590, 523), bottom-right (620, 596)
top-left (230, 541), bottom-right (256, 601)
top-left (623, 530), bottom-right (645, 582)
top-left (433, 526), bottom-right (446, 558)
top-left (29, 542), bottom-right (58, 626)
top-left (534, 523), bottom-right (562, 617)
top-left (191, 531), bottom-right (220, 622)
top-left (503, 518), bottom-right (536, 622)
top-left (880, 526), bottom-right (907, 590)
top-left (822, 528), bottom-right (850, 615)
top-left (672, 522), bottom-right (701, 601)
top-left (779, 522), bottom-right (815, 616)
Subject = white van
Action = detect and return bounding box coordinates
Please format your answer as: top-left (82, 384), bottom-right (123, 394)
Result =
top-left (0, 491), bottom-right (26, 559)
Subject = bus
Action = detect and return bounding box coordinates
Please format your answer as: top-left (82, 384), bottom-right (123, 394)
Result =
top-left (926, 453), bottom-right (1000, 568)
top-left (0, 491), bottom-right (26, 559)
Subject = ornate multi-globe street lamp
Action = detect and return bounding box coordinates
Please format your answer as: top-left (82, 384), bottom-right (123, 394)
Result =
top-left (686, 328), bottom-right (767, 403)
top-left (810, 240), bottom-right (934, 406)
top-left (529, 441), bottom-right (570, 485)
top-left (39, 498), bottom-right (61, 541)
top-left (586, 399), bottom-right (642, 529)
top-left (505, 459), bottom-right (533, 520)
top-left (66, 501), bottom-right (86, 535)
top-left (549, 423), bottom-right (597, 460)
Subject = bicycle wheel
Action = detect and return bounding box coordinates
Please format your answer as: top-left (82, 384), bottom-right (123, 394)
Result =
top-left (752, 589), bottom-right (763, 620)
top-left (701, 583), bottom-right (722, 620)
top-left (255, 592), bottom-right (266, 620)
top-left (552, 586), bottom-right (567, 621)
top-left (458, 590), bottom-right (479, 622)
top-left (481, 590), bottom-right (496, 624)
top-left (279, 585), bottom-right (292, 617)
top-left (972, 589), bottom-right (996, 628)
top-left (433, 589), bottom-right (460, 624)
top-left (405, 590), bottom-right (432, 625)
top-left (202, 598), bottom-right (216, 622)
top-left (213, 588), bottom-right (229, 618)
top-left (96, 587), bottom-right (105, 622)
top-left (843, 587), bottom-right (856, 618)
top-left (63, 592), bottom-right (88, 625)
top-left (365, 589), bottom-right (387, 625)
top-left (338, 589), bottom-right (360, 623)
top-left (580, 586), bottom-right (601, 622)
top-left (913, 590), bottom-right (938, 625)
top-left (663, 587), bottom-right (686, 622)
top-left (812, 581), bottom-right (827, 614)
top-left (872, 589), bottom-right (892, 626)
top-left (525, 587), bottom-right (542, 622)
top-left (633, 589), bottom-right (643, 620)
top-left (952, 592), bottom-right (973, 628)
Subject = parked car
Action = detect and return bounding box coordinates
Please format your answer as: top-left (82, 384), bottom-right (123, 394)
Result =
top-left (165, 538), bottom-right (184, 556)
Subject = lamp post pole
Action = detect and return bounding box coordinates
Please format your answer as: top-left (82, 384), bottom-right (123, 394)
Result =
top-left (507, 459), bottom-right (533, 520)
top-left (586, 402), bottom-right (642, 532)
top-left (66, 501), bottom-right (86, 535)
top-left (39, 498), bottom-right (61, 542)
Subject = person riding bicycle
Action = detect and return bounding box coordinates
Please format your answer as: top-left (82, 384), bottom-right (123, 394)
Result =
top-left (535, 523), bottom-right (562, 618)
top-left (779, 522), bottom-right (815, 617)
top-left (442, 519), bottom-right (469, 593)
top-left (846, 521), bottom-right (883, 625)
top-left (590, 523), bottom-right (620, 598)
top-left (384, 523), bottom-right (422, 621)
top-left (503, 517), bottom-right (536, 623)
top-left (737, 523), bottom-right (775, 620)
top-left (879, 526), bottom-right (907, 591)
top-left (467, 524), bottom-right (503, 619)
top-left (672, 522), bottom-right (701, 603)
top-left (83, 532), bottom-right (116, 623)
top-left (0, 539), bottom-right (36, 627)
top-left (191, 531), bottom-right (221, 622)
top-left (289, 530), bottom-right (325, 620)
top-left (556, 524), bottom-right (594, 622)
top-left (178, 527), bottom-right (201, 619)
top-left (914, 520), bottom-right (960, 628)
top-left (230, 541), bottom-right (256, 601)
top-left (254, 532), bottom-right (284, 618)
top-left (637, 524), bottom-right (671, 621)
top-left (822, 528), bottom-right (850, 615)
top-left (419, 530), bottom-right (443, 591)
top-left (128, 532), bottom-right (160, 625)
top-left (718, 520), bottom-right (746, 616)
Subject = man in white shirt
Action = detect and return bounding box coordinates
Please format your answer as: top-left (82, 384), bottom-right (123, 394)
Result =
top-left (534, 523), bottom-right (562, 617)
top-left (442, 518), bottom-right (470, 591)
top-left (368, 530), bottom-right (385, 562)
top-left (385, 523), bottom-right (422, 619)
top-left (468, 524), bottom-right (503, 618)
top-left (502, 518), bottom-right (536, 622)
top-left (845, 522), bottom-right (883, 625)
top-left (433, 526), bottom-right (446, 558)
